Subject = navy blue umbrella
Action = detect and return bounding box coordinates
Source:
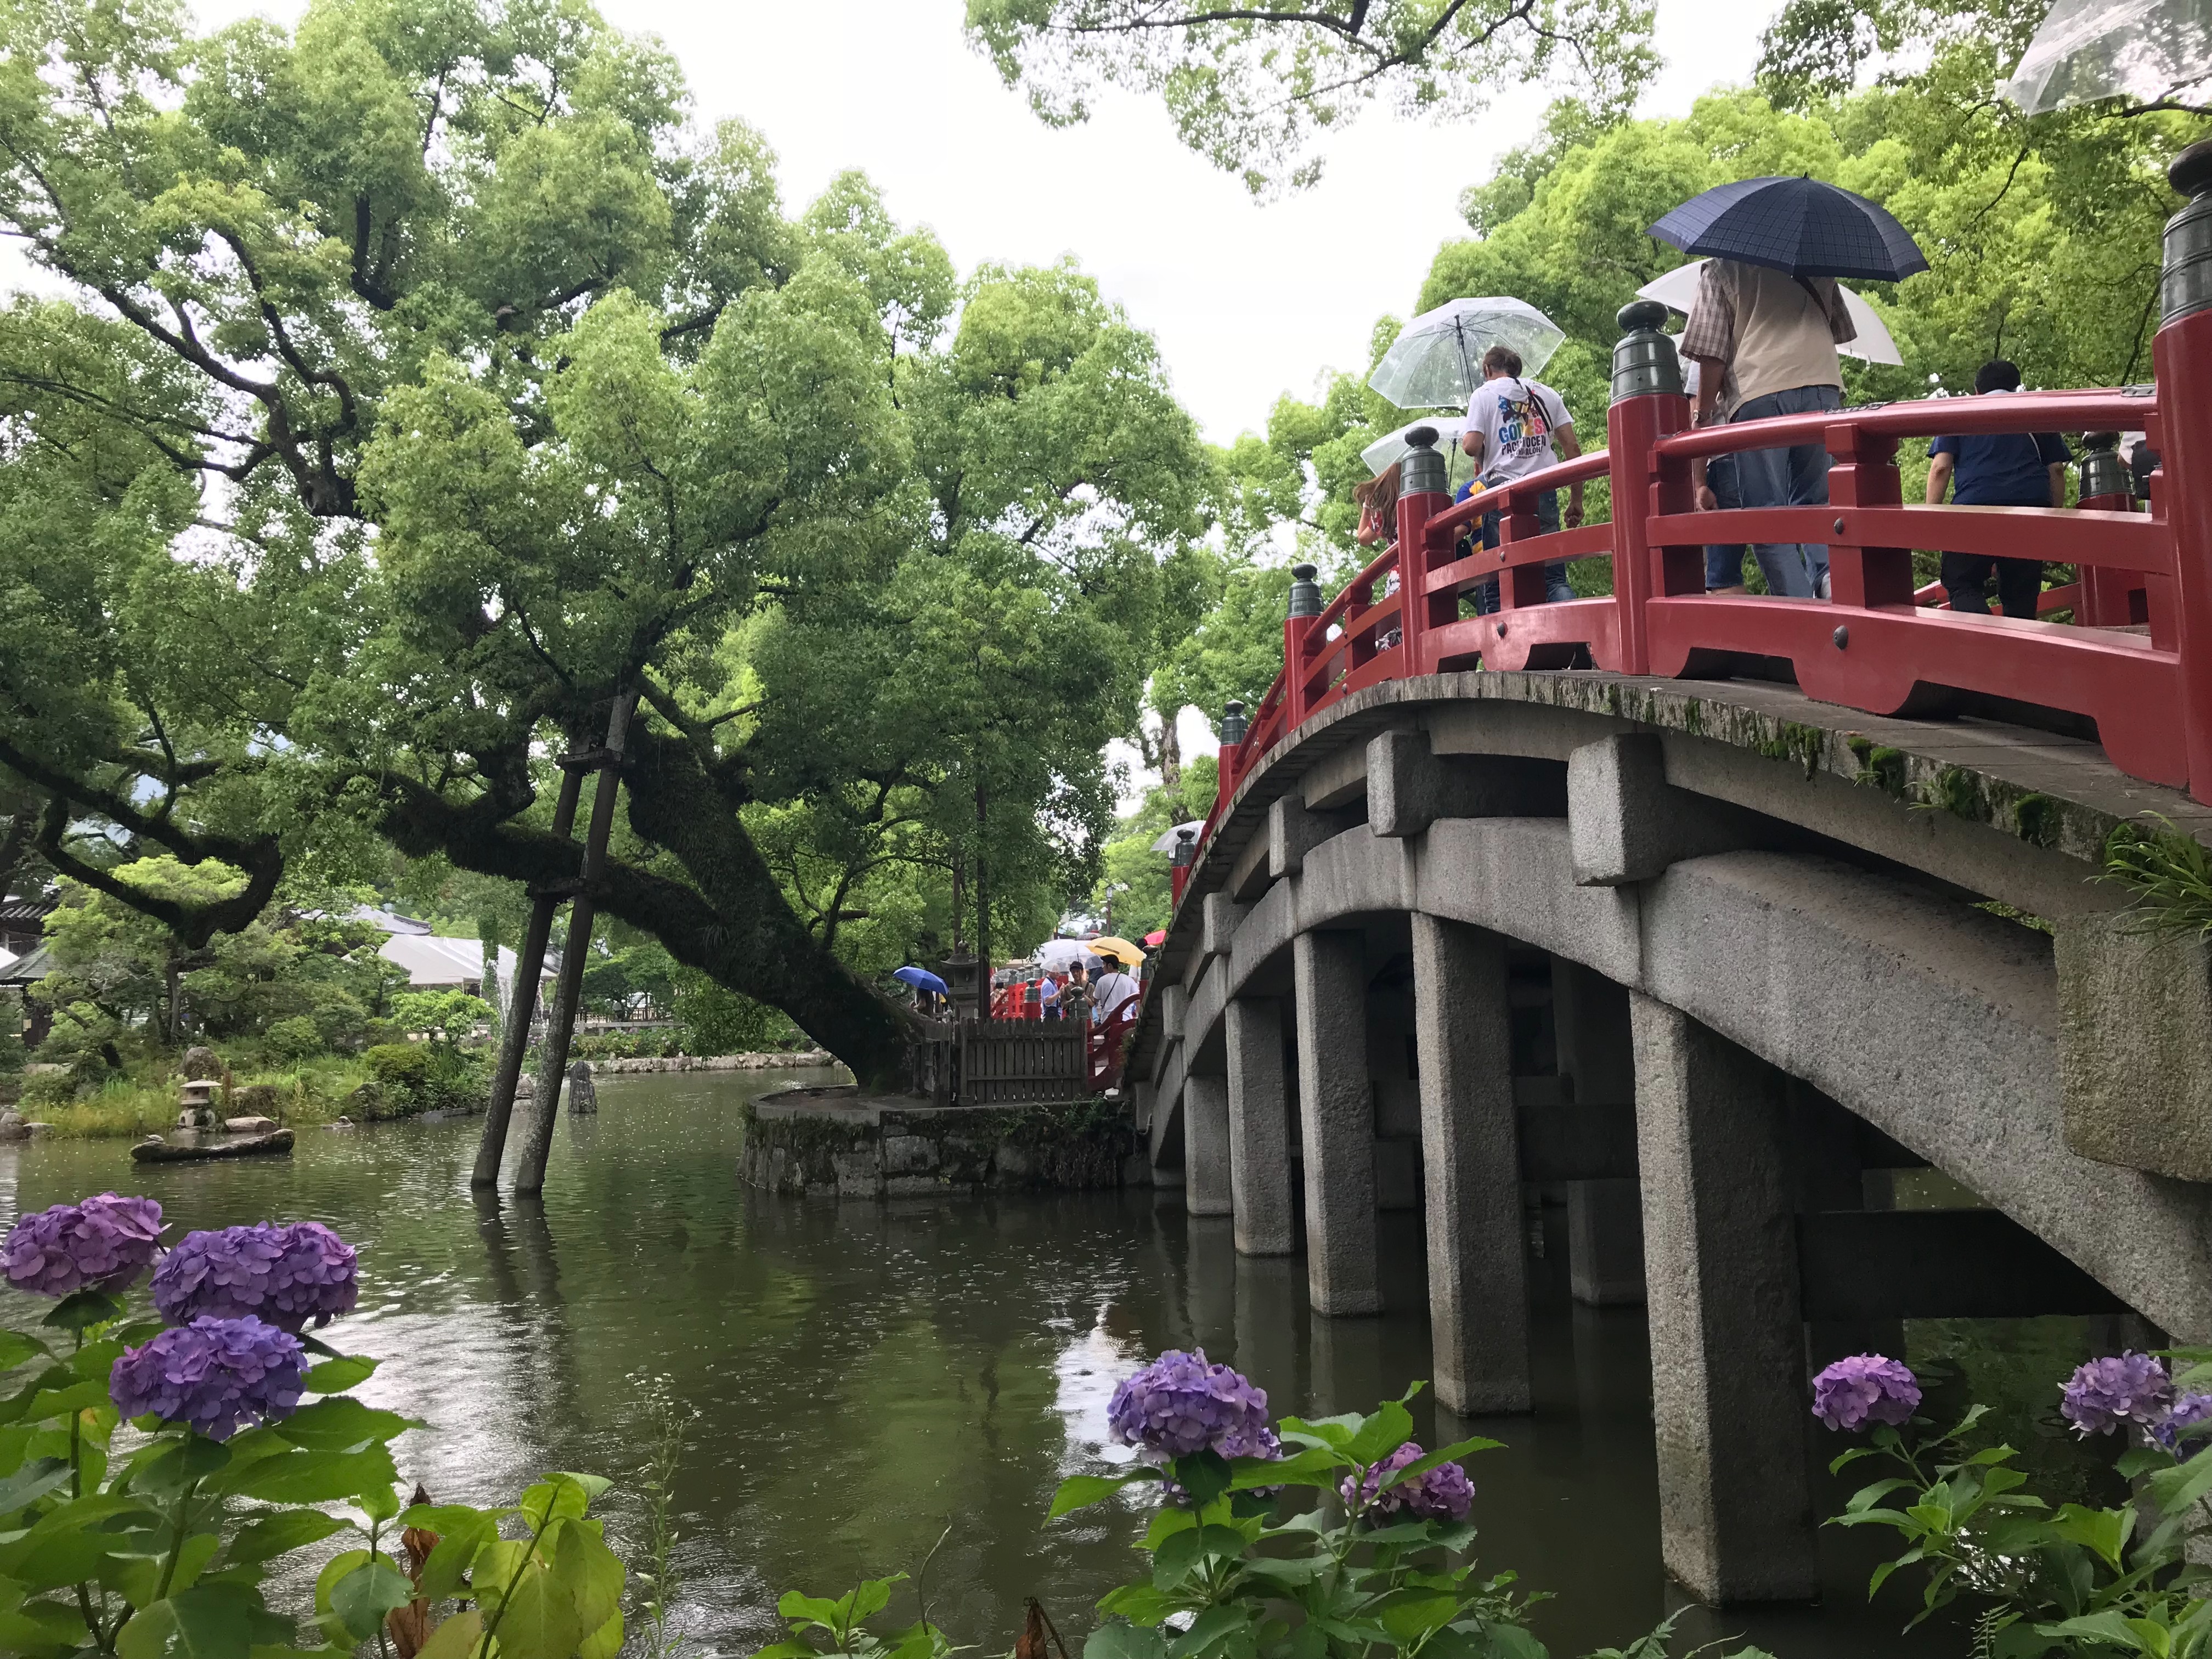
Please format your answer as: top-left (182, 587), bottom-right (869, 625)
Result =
top-left (893, 966), bottom-right (949, 997)
top-left (1650, 176), bottom-right (1927, 283)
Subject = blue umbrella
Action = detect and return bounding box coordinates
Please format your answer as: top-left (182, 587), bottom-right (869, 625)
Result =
top-left (893, 966), bottom-right (949, 997)
top-left (1650, 177), bottom-right (1927, 284)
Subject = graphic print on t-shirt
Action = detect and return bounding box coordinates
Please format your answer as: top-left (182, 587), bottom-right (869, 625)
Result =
top-left (1489, 382), bottom-right (1550, 461)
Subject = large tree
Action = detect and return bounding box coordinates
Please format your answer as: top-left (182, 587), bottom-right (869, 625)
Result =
top-left (963, 0), bottom-right (1660, 193)
top-left (0, 0), bottom-right (1206, 1087)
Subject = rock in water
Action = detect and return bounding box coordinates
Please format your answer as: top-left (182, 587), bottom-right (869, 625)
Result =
top-left (224, 1115), bottom-right (278, 1134)
top-left (180, 1046), bottom-right (223, 1081)
top-left (567, 1060), bottom-right (597, 1115)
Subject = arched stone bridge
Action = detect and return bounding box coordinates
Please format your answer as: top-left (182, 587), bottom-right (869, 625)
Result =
top-left (1127, 668), bottom-right (2212, 1605)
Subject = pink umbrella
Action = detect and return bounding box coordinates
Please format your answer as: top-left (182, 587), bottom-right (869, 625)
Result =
top-left (1143, 929), bottom-right (1166, 947)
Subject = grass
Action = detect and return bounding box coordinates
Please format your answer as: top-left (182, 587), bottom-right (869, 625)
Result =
top-left (2102, 815), bottom-right (2212, 938)
top-left (16, 1057), bottom-right (373, 1139)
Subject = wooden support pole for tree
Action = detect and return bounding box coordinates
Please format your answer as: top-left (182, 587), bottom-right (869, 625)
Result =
top-left (512, 690), bottom-right (639, 1197)
top-left (470, 764), bottom-right (587, 1189)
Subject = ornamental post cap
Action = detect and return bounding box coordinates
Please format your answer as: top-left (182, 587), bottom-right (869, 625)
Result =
top-left (2172, 139), bottom-right (2212, 199)
top-left (1224, 699), bottom-right (1244, 714)
top-left (2081, 430), bottom-right (2120, 452)
top-left (1291, 562), bottom-right (1317, 580)
top-left (1617, 298), bottom-right (1670, 336)
top-left (1402, 424), bottom-right (1438, 449)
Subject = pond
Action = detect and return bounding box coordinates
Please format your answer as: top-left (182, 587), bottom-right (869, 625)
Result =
top-left (0, 1069), bottom-right (2119, 1658)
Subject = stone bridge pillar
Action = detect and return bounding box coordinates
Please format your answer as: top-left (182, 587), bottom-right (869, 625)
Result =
top-left (1630, 993), bottom-right (1818, 1604)
top-left (1411, 915), bottom-right (1532, 1413)
top-left (1226, 997), bottom-right (1295, 1255)
top-left (1184, 1076), bottom-right (1233, 1216)
top-left (1295, 930), bottom-right (1380, 1315)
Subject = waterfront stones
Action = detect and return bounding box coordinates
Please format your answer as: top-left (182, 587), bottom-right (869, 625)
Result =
top-left (567, 1060), bottom-right (597, 1115)
top-left (741, 1088), bottom-right (1144, 1198)
top-left (224, 1116), bottom-right (279, 1135)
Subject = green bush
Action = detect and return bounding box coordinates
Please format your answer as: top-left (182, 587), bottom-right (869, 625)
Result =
top-left (264, 1015), bottom-right (326, 1063)
top-left (362, 1042), bottom-right (431, 1091)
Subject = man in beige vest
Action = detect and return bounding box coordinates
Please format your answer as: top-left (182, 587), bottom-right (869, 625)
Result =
top-left (1680, 259), bottom-right (1857, 598)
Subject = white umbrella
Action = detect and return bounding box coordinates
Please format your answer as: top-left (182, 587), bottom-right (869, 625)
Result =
top-left (1366, 298), bottom-right (1566, 410)
top-left (1637, 262), bottom-right (1903, 366)
top-left (1360, 416), bottom-right (1469, 478)
top-left (1035, 938), bottom-right (1099, 972)
top-left (2001, 0), bottom-right (2212, 112)
top-left (1150, 820), bottom-right (1205, 853)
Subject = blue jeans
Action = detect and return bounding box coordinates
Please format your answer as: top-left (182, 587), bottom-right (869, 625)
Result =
top-left (1730, 384), bottom-right (1843, 598)
top-left (1472, 486), bottom-right (1574, 614)
top-left (1703, 452), bottom-right (1746, 590)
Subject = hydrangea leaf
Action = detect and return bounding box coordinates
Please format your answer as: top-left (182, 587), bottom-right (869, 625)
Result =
top-left (0, 1333), bottom-right (47, 1372)
top-left (0, 1457), bottom-right (70, 1520)
top-left (1379, 1438), bottom-right (1502, 1492)
top-left (1048, 1472), bottom-right (1152, 1519)
top-left (223, 1510), bottom-right (352, 1568)
top-left (416, 1512), bottom-right (498, 1605)
top-left (410, 1609), bottom-right (483, 1659)
top-left (41, 1290), bottom-right (125, 1335)
top-left (114, 1583), bottom-right (292, 1659)
top-left (1341, 1402), bottom-right (1416, 1469)
top-left (1085, 1623), bottom-right (1167, 1659)
top-left (328, 1558), bottom-right (416, 1643)
top-left (301, 1357), bottom-right (377, 1395)
top-left (271, 1398), bottom-right (417, 1452)
top-left (224, 1447), bottom-right (398, 1505)
top-left (577, 1605), bottom-right (624, 1659)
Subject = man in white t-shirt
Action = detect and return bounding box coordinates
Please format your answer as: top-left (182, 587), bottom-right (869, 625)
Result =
top-left (1088, 961), bottom-right (1139, 1024)
top-left (1460, 345), bottom-right (1583, 613)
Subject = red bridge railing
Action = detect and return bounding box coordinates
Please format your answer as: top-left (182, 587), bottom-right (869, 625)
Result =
top-left (1168, 167), bottom-right (2212, 902)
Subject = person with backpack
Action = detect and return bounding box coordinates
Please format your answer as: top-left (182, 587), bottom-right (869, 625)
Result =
top-left (1460, 345), bottom-right (1583, 613)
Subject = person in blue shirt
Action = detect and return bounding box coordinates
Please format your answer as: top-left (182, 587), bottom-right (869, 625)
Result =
top-left (1926, 360), bottom-right (2072, 620)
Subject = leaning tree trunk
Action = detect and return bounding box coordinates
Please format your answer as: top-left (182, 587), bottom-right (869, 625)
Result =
top-left (378, 725), bottom-right (924, 1093)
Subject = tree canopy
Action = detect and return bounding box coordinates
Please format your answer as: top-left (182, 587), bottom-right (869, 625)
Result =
top-left (963, 0), bottom-right (1660, 194)
top-left (0, 0), bottom-right (1212, 1086)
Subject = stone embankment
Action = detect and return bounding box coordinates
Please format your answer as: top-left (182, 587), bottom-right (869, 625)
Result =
top-left (742, 1087), bottom-right (1146, 1198)
top-left (588, 1051), bottom-right (839, 1075)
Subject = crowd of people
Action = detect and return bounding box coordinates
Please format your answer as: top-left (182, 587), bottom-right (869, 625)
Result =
top-left (1355, 255), bottom-right (2114, 620)
top-left (989, 954), bottom-right (1142, 1025)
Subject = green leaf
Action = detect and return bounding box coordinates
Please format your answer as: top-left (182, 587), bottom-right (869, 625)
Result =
top-left (1277, 1413), bottom-right (1361, 1452)
top-left (328, 1558), bottom-right (415, 1643)
top-left (552, 1516), bottom-right (625, 1636)
top-left (481, 1531), bottom-right (585, 1659)
top-left (1096, 1584), bottom-right (1180, 1624)
top-left (1152, 1526), bottom-right (1205, 1589)
top-left (273, 1398), bottom-right (417, 1452)
top-left (1377, 1595), bottom-right (1463, 1644)
top-left (1049, 1471), bottom-right (1153, 1520)
top-left (2049, 1503), bottom-right (2133, 1570)
top-left (1233, 1447), bottom-right (1339, 1489)
top-left (224, 1510), bottom-right (351, 1568)
top-left (516, 1472), bottom-right (608, 1529)
top-left (411, 1610), bottom-right (483, 1659)
top-left (1167, 1602), bottom-right (1249, 1659)
top-left (1170, 1450), bottom-right (1232, 1512)
top-left (115, 1583), bottom-right (294, 1659)
top-left (578, 1607), bottom-right (623, 1659)
top-left (222, 1447), bottom-right (397, 1504)
top-left (300, 1356), bottom-right (378, 1395)
top-left (1343, 1401), bottom-right (1417, 1469)
top-left (1086, 1623), bottom-right (1168, 1659)
top-left (0, 1458), bottom-right (70, 1519)
top-left (41, 1290), bottom-right (122, 1335)
top-left (0, 1333), bottom-right (48, 1373)
top-left (416, 1511), bottom-right (497, 1605)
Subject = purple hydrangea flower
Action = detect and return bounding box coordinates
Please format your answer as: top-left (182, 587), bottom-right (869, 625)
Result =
top-left (1811, 1354), bottom-right (1922, 1432)
top-left (3, 1194), bottom-right (165, 1296)
top-left (1340, 1443), bottom-right (1475, 1523)
top-left (2152, 1393), bottom-right (2212, 1460)
top-left (109, 1316), bottom-right (306, 1440)
top-left (1107, 1350), bottom-right (1273, 1459)
top-left (2062, 1353), bottom-right (2175, 1437)
top-left (152, 1221), bottom-right (358, 1331)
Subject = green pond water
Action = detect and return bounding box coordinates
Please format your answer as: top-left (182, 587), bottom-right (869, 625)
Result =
top-left (0, 1069), bottom-right (2125, 1658)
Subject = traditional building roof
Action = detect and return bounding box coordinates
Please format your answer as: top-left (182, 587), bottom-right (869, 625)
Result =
top-left (376, 935), bottom-right (558, 991)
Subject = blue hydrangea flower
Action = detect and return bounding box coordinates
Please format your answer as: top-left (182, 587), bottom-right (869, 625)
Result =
top-left (2152, 1392), bottom-right (2212, 1460)
top-left (110, 1316), bottom-right (306, 1440)
top-left (152, 1221), bottom-right (358, 1331)
top-left (3, 1194), bottom-right (165, 1296)
top-left (1107, 1350), bottom-right (1273, 1459)
top-left (1811, 1354), bottom-right (1922, 1431)
top-left (1340, 1443), bottom-right (1475, 1523)
top-left (2062, 1353), bottom-right (2174, 1437)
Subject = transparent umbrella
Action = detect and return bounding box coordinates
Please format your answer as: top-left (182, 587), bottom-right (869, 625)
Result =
top-left (1636, 261), bottom-right (1904, 365)
top-left (2002, 0), bottom-right (2212, 112)
top-left (1366, 298), bottom-right (1566, 411)
top-left (1360, 415), bottom-right (1469, 477)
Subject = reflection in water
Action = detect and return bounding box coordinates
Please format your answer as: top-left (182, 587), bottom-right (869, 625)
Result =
top-left (0, 1073), bottom-right (2082, 1656)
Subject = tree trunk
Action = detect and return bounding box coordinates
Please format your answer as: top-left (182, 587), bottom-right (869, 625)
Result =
top-left (1158, 714), bottom-right (1182, 793)
top-left (377, 729), bottom-right (922, 1093)
top-left (974, 774), bottom-right (990, 981)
